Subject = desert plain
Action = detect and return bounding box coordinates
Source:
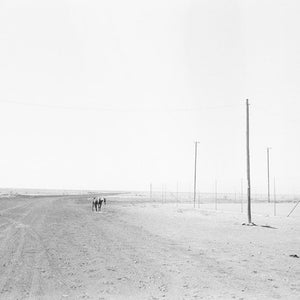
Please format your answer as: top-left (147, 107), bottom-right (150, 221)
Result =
top-left (0, 193), bottom-right (299, 299)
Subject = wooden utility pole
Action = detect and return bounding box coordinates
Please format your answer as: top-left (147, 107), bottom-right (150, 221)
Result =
top-left (273, 177), bottom-right (276, 216)
top-left (246, 99), bottom-right (252, 224)
top-left (193, 141), bottom-right (199, 208)
top-left (267, 147), bottom-right (271, 203)
top-left (215, 180), bottom-right (218, 210)
top-left (176, 182), bottom-right (179, 207)
top-left (241, 178), bottom-right (244, 213)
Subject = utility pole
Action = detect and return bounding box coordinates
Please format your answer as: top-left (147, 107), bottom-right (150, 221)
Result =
top-left (176, 182), bottom-right (179, 207)
top-left (246, 99), bottom-right (252, 224)
top-left (150, 183), bottom-right (152, 202)
top-left (193, 141), bottom-right (199, 208)
top-left (241, 178), bottom-right (244, 213)
top-left (215, 180), bottom-right (218, 210)
top-left (267, 147), bottom-right (271, 203)
top-left (273, 177), bottom-right (276, 216)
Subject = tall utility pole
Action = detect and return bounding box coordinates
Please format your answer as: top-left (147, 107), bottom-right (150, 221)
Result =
top-left (150, 183), bottom-right (152, 202)
top-left (241, 178), bottom-right (244, 213)
top-left (215, 180), bottom-right (218, 210)
top-left (176, 182), bottom-right (179, 207)
top-left (267, 147), bottom-right (271, 203)
top-left (246, 99), bottom-right (252, 224)
top-left (193, 141), bottom-right (199, 208)
top-left (273, 177), bottom-right (276, 216)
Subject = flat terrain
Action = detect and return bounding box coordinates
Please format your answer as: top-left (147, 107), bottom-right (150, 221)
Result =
top-left (0, 196), bottom-right (299, 299)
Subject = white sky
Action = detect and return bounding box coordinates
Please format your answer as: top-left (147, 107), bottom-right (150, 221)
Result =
top-left (0, 0), bottom-right (299, 194)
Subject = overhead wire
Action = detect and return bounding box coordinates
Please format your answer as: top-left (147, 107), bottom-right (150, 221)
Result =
top-left (0, 99), bottom-right (241, 112)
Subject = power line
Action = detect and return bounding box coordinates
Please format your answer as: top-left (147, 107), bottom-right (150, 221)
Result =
top-left (0, 99), bottom-right (241, 112)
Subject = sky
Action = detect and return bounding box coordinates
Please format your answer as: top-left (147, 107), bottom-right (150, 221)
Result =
top-left (0, 0), bottom-right (299, 194)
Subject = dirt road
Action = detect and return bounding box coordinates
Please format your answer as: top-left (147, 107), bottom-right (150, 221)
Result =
top-left (0, 196), bottom-right (299, 299)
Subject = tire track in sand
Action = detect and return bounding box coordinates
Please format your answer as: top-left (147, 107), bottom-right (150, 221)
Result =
top-left (0, 226), bottom-right (26, 296)
top-left (0, 200), bottom-right (49, 298)
top-left (0, 201), bottom-right (35, 234)
top-left (26, 225), bottom-right (72, 299)
top-left (0, 201), bottom-right (33, 215)
top-left (0, 200), bottom-right (38, 297)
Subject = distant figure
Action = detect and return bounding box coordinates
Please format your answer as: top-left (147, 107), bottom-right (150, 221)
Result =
top-left (92, 197), bottom-right (98, 212)
top-left (92, 196), bottom-right (106, 212)
top-left (98, 197), bottom-right (104, 211)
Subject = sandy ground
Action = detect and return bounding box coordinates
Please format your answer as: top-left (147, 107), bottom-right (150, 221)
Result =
top-left (0, 196), bottom-right (299, 300)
